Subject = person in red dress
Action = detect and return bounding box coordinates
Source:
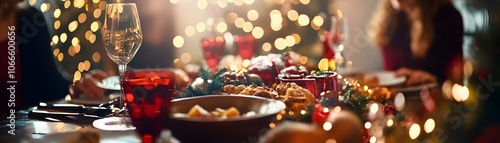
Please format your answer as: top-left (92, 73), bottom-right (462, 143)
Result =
top-left (368, 0), bottom-right (464, 86)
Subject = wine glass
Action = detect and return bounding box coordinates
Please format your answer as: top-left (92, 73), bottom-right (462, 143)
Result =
top-left (93, 3), bottom-right (143, 131)
top-left (201, 36), bottom-right (225, 72)
top-left (329, 10), bottom-right (348, 71)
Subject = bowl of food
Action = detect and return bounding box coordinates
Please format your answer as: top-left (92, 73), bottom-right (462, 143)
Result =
top-left (166, 95), bottom-right (286, 143)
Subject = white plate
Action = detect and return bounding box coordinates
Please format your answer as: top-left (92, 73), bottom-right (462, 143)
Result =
top-left (97, 76), bottom-right (121, 91)
top-left (364, 71), bottom-right (406, 87)
top-left (27, 129), bottom-right (140, 143)
top-left (391, 82), bottom-right (438, 93)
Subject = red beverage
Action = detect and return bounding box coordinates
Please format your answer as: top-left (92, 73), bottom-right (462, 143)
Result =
top-left (308, 71), bottom-right (339, 97)
top-left (234, 35), bottom-right (256, 60)
top-left (201, 36), bottom-right (226, 71)
top-left (123, 69), bottom-right (175, 143)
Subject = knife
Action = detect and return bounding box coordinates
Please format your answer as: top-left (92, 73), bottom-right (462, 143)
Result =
top-left (37, 102), bottom-right (113, 116)
top-left (28, 109), bottom-right (103, 120)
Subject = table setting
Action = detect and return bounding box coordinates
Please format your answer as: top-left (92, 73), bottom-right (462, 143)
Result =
top-left (1, 0), bottom-right (486, 143)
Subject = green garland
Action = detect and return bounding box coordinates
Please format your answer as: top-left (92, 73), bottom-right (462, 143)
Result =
top-left (177, 68), bottom-right (227, 98)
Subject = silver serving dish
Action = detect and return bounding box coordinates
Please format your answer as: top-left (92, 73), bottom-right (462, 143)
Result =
top-left (167, 95), bottom-right (286, 143)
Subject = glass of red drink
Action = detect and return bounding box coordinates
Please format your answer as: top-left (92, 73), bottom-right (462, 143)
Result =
top-left (307, 71), bottom-right (339, 96)
top-left (234, 34), bottom-right (256, 60)
top-left (201, 36), bottom-right (226, 72)
top-left (123, 69), bottom-right (176, 143)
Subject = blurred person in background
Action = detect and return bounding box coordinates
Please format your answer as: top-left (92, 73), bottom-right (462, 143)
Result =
top-left (0, 0), bottom-right (71, 115)
top-left (369, 0), bottom-right (463, 86)
top-left (70, 0), bottom-right (190, 99)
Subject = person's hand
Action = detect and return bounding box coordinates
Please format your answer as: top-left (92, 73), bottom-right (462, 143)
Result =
top-left (394, 67), bottom-right (436, 86)
top-left (69, 70), bottom-right (109, 99)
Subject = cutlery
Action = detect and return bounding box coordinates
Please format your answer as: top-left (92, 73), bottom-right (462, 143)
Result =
top-left (37, 102), bottom-right (113, 116)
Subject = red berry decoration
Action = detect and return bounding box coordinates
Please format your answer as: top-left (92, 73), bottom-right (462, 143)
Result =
top-left (312, 104), bottom-right (329, 124)
top-left (384, 105), bottom-right (397, 115)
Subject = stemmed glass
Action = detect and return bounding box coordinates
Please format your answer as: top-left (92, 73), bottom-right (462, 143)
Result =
top-left (329, 10), bottom-right (348, 71)
top-left (93, 3), bottom-right (143, 131)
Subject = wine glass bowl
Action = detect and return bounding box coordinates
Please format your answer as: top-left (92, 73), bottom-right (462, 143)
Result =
top-left (329, 9), bottom-right (348, 71)
top-left (201, 36), bottom-right (226, 71)
top-left (94, 3), bottom-right (143, 132)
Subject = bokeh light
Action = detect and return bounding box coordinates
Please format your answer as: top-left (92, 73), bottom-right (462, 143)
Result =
top-left (173, 36), bottom-right (185, 48)
top-left (262, 42), bottom-right (272, 52)
top-left (274, 38), bottom-right (287, 50)
top-left (247, 10), bottom-right (259, 21)
top-left (252, 26), bottom-right (264, 39)
top-left (409, 124), bottom-right (421, 140)
top-left (297, 14), bottom-right (310, 26)
top-left (424, 118), bottom-right (435, 133)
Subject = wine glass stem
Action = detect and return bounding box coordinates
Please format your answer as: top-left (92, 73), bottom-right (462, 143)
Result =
top-left (118, 64), bottom-right (127, 111)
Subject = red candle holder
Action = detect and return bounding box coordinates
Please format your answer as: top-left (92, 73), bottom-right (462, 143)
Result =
top-left (234, 35), bottom-right (256, 60)
top-left (201, 36), bottom-right (226, 71)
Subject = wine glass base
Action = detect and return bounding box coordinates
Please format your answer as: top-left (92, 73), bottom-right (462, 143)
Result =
top-left (93, 117), bottom-right (136, 131)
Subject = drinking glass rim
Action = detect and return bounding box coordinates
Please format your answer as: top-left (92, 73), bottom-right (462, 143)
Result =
top-left (106, 3), bottom-right (137, 6)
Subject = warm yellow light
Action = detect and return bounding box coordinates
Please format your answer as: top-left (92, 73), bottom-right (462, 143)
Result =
top-left (285, 35), bottom-right (295, 47)
top-left (442, 80), bottom-right (453, 100)
top-left (180, 53), bottom-right (192, 64)
top-left (292, 33), bottom-right (301, 44)
top-left (270, 10), bottom-right (282, 25)
top-left (54, 20), bottom-right (61, 30)
top-left (170, 0), bottom-right (179, 4)
top-left (242, 22), bottom-right (253, 33)
top-left (52, 35), bottom-right (59, 45)
top-left (69, 46), bottom-right (76, 56)
top-left (318, 58), bottom-right (329, 71)
top-left (99, 1), bottom-right (107, 10)
top-left (197, 0), bottom-right (208, 10)
top-left (364, 122), bottom-right (372, 129)
top-left (297, 14), bottom-right (310, 26)
top-left (217, 22), bottom-right (228, 33)
top-left (93, 9), bottom-right (102, 18)
top-left (244, 0), bottom-right (254, 5)
top-left (60, 33), bottom-right (67, 43)
top-left (85, 30), bottom-right (92, 40)
top-left (92, 0), bottom-right (100, 3)
top-left (369, 136), bottom-right (376, 143)
top-left (234, 17), bottom-right (245, 28)
top-left (300, 0), bottom-right (310, 5)
top-left (424, 118), bottom-right (435, 133)
top-left (53, 49), bottom-right (60, 57)
top-left (262, 42), bottom-right (272, 52)
top-left (90, 21), bottom-right (99, 32)
top-left (57, 53), bottom-right (64, 61)
top-left (323, 122), bottom-right (332, 131)
top-left (241, 59), bottom-right (250, 67)
top-left (394, 93), bottom-right (405, 110)
top-left (89, 34), bottom-right (96, 43)
top-left (325, 139), bottom-right (337, 143)
top-left (78, 13), bottom-right (87, 23)
top-left (78, 62), bottom-right (84, 72)
top-left (196, 22), bottom-right (206, 32)
top-left (83, 60), bottom-right (91, 71)
top-left (274, 38), bottom-right (287, 50)
top-left (64, 1), bottom-right (71, 9)
top-left (74, 45), bottom-right (81, 53)
top-left (274, 0), bottom-right (285, 4)
top-left (409, 124), bottom-right (421, 140)
top-left (252, 27), bottom-right (264, 39)
top-left (271, 23), bottom-right (282, 31)
top-left (92, 52), bottom-right (101, 63)
top-left (452, 84), bottom-right (469, 102)
top-left (247, 10), bottom-right (259, 21)
top-left (299, 56), bottom-right (308, 65)
top-left (54, 9), bottom-right (61, 18)
top-left (370, 103), bottom-right (379, 113)
top-left (234, 0), bottom-right (244, 6)
top-left (73, 71), bottom-right (81, 82)
top-left (269, 123), bottom-right (275, 128)
top-left (312, 15), bottom-right (324, 27)
top-left (29, 0), bottom-right (36, 6)
top-left (217, 0), bottom-right (228, 8)
top-left (333, 106), bottom-right (341, 112)
top-left (387, 119), bottom-right (394, 127)
top-left (173, 36), bottom-right (184, 48)
top-left (287, 10), bottom-right (298, 21)
top-left (185, 26), bottom-right (195, 37)
top-left (72, 37), bottom-right (79, 46)
top-left (226, 12), bottom-right (238, 24)
top-left (68, 21), bottom-right (78, 32)
top-left (40, 3), bottom-right (49, 12)
top-left (74, 0), bottom-right (85, 8)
